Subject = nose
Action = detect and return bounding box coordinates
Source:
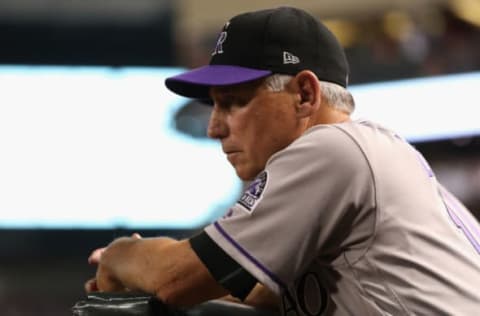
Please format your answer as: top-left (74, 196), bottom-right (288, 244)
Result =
top-left (207, 105), bottom-right (228, 139)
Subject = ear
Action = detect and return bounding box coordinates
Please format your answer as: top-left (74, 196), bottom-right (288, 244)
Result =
top-left (293, 70), bottom-right (321, 119)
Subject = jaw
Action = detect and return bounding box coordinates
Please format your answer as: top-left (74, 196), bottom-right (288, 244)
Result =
top-left (231, 160), bottom-right (261, 182)
top-left (233, 165), bottom-right (256, 182)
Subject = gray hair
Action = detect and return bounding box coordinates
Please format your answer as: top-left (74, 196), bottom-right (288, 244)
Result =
top-left (263, 74), bottom-right (355, 114)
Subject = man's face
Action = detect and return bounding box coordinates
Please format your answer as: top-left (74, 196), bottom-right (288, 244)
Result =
top-left (208, 78), bottom-right (303, 181)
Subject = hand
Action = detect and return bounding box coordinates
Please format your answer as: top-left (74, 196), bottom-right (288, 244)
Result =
top-left (84, 247), bottom-right (105, 292)
top-left (88, 233), bottom-right (142, 265)
top-left (84, 233), bottom-right (142, 293)
top-left (85, 253), bottom-right (124, 293)
top-left (94, 263), bottom-right (125, 292)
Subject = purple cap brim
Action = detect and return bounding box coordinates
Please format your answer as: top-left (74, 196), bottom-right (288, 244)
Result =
top-left (165, 65), bottom-right (271, 100)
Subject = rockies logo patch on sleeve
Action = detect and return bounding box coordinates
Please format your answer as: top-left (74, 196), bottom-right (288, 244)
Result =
top-left (238, 171), bottom-right (268, 212)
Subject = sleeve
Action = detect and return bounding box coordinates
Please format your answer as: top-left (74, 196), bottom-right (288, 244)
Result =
top-left (204, 126), bottom-right (376, 294)
top-left (189, 231), bottom-right (257, 300)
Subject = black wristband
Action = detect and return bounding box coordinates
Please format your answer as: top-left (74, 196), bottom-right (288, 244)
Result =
top-left (190, 231), bottom-right (257, 300)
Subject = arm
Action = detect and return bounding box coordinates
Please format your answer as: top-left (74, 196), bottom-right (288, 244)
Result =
top-left (222, 283), bottom-right (279, 310)
top-left (244, 283), bottom-right (279, 309)
top-left (94, 236), bottom-right (229, 306)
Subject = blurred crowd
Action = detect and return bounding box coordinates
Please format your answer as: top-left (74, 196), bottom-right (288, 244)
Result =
top-left (345, 8), bottom-right (480, 84)
top-left (183, 6), bottom-right (480, 85)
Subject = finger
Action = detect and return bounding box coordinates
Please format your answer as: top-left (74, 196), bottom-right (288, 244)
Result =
top-left (88, 247), bottom-right (106, 265)
top-left (84, 278), bottom-right (98, 293)
top-left (96, 272), bottom-right (125, 292)
top-left (131, 233), bottom-right (142, 239)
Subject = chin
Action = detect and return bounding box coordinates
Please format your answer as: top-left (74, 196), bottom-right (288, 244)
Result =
top-left (235, 166), bottom-right (261, 182)
top-left (235, 170), bottom-right (254, 181)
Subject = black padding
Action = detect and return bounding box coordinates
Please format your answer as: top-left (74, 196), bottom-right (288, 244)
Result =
top-left (180, 299), bottom-right (279, 316)
top-left (71, 292), bottom-right (172, 316)
top-left (190, 231), bottom-right (257, 300)
top-left (72, 293), bottom-right (280, 316)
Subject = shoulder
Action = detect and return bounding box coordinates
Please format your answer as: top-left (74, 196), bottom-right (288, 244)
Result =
top-left (266, 121), bottom-right (370, 172)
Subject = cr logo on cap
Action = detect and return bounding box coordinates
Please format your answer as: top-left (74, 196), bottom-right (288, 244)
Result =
top-left (212, 22), bottom-right (230, 56)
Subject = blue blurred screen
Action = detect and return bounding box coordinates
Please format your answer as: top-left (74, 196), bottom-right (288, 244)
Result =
top-left (0, 66), bottom-right (241, 228)
top-left (0, 66), bottom-right (478, 228)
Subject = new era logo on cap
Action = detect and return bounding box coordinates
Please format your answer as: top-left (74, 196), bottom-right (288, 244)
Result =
top-left (283, 51), bottom-right (300, 64)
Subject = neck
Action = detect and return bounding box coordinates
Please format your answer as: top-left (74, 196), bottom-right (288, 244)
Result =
top-left (306, 105), bottom-right (351, 129)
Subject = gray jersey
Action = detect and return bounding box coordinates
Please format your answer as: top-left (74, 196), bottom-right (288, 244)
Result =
top-left (204, 120), bottom-right (480, 315)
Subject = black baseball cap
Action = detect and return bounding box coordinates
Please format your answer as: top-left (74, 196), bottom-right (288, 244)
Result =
top-left (165, 6), bottom-right (349, 100)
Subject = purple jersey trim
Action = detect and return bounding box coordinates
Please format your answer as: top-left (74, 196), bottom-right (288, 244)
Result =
top-left (213, 221), bottom-right (288, 290)
top-left (441, 190), bottom-right (480, 254)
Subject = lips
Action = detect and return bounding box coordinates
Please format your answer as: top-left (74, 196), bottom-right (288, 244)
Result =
top-left (226, 151), bottom-right (240, 158)
top-left (222, 143), bottom-right (241, 162)
top-left (222, 145), bottom-right (240, 155)
top-left (224, 150), bottom-right (241, 163)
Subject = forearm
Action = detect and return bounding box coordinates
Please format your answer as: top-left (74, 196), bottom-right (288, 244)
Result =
top-left (96, 236), bottom-right (228, 305)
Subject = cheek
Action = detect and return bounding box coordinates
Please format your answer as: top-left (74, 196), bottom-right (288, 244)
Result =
top-left (231, 94), bottom-right (296, 162)
top-left (248, 117), bottom-right (293, 165)
top-left (258, 107), bottom-right (296, 148)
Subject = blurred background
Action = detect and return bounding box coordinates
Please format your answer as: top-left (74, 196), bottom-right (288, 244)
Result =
top-left (0, 0), bottom-right (479, 314)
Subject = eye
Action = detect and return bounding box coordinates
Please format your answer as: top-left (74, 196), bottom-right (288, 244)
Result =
top-left (216, 95), bottom-right (248, 109)
top-left (235, 96), bottom-right (250, 106)
top-left (214, 96), bottom-right (233, 109)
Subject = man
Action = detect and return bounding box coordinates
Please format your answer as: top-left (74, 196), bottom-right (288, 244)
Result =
top-left (85, 7), bottom-right (480, 315)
